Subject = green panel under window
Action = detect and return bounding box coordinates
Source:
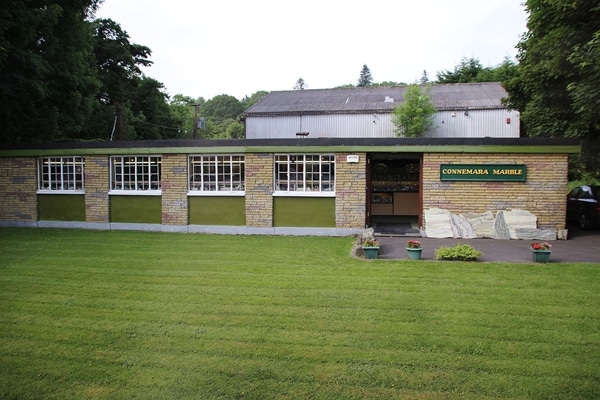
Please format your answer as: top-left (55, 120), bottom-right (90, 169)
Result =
top-left (189, 196), bottom-right (245, 226)
top-left (38, 194), bottom-right (85, 221)
top-left (273, 197), bottom-right (335, 227)
top-left (110, 196), bottom-right (161, 223)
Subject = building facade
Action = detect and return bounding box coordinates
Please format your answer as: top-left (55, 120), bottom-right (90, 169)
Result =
top-left (0, 138), bottom-right (579, 239)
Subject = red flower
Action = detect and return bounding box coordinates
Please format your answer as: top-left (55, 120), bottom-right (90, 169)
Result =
top-left (531, 242), bottom-right (552, 251)
top-left (407, 240), bottom-right (422, 249)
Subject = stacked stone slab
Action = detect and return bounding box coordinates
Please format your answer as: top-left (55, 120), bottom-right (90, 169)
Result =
top-left (424, 208), bottom-right (557, 240)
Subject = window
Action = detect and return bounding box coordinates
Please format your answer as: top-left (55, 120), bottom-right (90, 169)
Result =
top-left (274, 154), bottom-right (335, 194)
top-left (38, 157), bottom-right (84, 192)
top-left (580, 187), bottom-right (593, 200)
top-left (111, 156), bottom-right (161, 192)
top-left (189, 155), bottom-right (245, 193)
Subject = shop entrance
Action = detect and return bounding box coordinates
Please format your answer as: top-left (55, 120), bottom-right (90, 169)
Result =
top-left (367, 154), bottom-right (422, 236)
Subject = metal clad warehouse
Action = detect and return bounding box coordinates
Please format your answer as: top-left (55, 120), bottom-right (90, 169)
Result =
top-left (244, 83), bottom-right (519, 139)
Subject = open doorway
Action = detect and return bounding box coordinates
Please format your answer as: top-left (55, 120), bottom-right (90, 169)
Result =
top-left (367, 154), bottom-right (422, 236)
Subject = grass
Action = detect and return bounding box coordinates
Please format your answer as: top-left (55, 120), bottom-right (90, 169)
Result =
top-left (0, 228), bottom-right (599, 399)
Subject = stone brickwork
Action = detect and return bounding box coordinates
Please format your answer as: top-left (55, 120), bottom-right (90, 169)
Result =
top-left (422, 153), bottom-right (569, 230)
top-left (0, 158), bottom-right (38, 222)
top-left (84, 156), bottom-right (110, 223)
top-left (245, 153), bottom-right (273, 227)
top-left (335, 153), bottom-right (367, 229)
top-left (161, 154), bottom-right (189, 225)
top-left (0, 146), bottom-right (574, 237)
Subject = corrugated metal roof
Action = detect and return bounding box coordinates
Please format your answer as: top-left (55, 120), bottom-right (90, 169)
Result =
top-left (244, 82), bottom-right (508, 115)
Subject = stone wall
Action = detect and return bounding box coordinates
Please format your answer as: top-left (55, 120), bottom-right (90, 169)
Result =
top-left (161, 154), bottom-right (189, 225)
top-left (422, 153), bottom-right (569, 231)
top-left (245, 153), bottom-right (273, 228)
top-left (84, 156), bottom-right (110, 223)
top-left (0, 158), bottom-right (37, 222)
top-left (0, 149), bottom-right (572, 237)
top-left (335, 153), bottom-right (367, 229)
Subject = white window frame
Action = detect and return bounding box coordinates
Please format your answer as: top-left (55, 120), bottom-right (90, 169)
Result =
top-left (274, 154), bottom-right (335, 197)
top-left (188, 155), bottom-right (245, 196)
top-left (37, 156), bottom-right (85, 193)
top-left (110, 156), bottom-right (162, 195)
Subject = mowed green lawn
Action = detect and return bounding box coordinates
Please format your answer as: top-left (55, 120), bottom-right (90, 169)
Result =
top-left (0, 228), bottom-right (599, 400)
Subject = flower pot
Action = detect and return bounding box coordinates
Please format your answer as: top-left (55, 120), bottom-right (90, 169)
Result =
top-left (532, 250), bottom-right (551, 263)
top-left (362, 246), bottom-right (379, 259)
top-left (406, 248), bottom-right (423, 260)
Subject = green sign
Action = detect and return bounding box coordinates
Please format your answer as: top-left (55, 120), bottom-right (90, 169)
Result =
top-left (440, 164), bottom-right (527, 182)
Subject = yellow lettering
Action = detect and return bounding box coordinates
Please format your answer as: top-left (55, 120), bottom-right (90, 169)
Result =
top-left (493, 169), bottom-right (523, 175)
top-left (444, 168), bottom-right (490, 175)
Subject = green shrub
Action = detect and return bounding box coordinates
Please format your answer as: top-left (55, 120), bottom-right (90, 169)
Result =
top-left (435, 243), bottom-right (482, 261)
top-left (568, 175), bottom-right (600, 191)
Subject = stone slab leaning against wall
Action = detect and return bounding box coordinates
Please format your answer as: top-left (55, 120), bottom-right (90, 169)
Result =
top-left (424, 208), bottom-right (557, 240)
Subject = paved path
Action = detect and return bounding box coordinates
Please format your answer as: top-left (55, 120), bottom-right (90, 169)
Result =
top-left (375, 226), bottom-right (600, 263)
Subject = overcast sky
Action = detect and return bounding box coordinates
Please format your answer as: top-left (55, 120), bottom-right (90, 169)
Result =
top-left (95, 0), bottom-right (528, 101)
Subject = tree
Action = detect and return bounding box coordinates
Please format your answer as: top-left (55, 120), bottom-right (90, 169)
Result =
top-left (240, 91), bottom-right (269, 110)
top-left (392, 84), bottom-right (436, 137)
top-left (91, 18), bottom-right (153, 140)
top-left (435, 57), bottom-right (520, 84)
top-left (200, 94), bottom-right (245, 139)
top-left (169, 95), bottom-right (204, 138)
top-left (420, 70), bottom-right (430, 84)
top-left (377, 81), bottom-right (406, 87)
top-left (0, 2), bottom-right (197, 143)
top-left (202, 94), bottom-right (244, 121)
top-left (0, 0), bottom-right (102, 143)
top-left (128, 77), bottom-right (181, 140)
top-left (567, 30), bottom-right (600, 179)
top-left (437, 57), bottom-right (487, 83)
top-left (503, 0), bottom-right (600, 179)
top-left (357, 64), bottom-right (373, 87)
top-left (225, 120), bottom-right (245, 139)
top-left (567, 30), bottom-right (600, 135)
top-left (293, 78), bottom-right (306, 90)
top-left (480, 57), bottom-right (520, 83)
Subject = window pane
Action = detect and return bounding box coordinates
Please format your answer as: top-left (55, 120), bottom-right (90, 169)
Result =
top-left (38, 157), bottom-right (84, 191)
top-left (274, 154), bottom-right (335, 193)
top-left (188, 155), bottom-right (245, 192)
top-left (111, 156), bottom-right (161, 191)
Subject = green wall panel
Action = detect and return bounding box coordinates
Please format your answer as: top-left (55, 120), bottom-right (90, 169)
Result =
top-left (189, 196), bottom-right (245, 226)
top-left (38, 194), bottom-right (85, 221)
top-left (273, 197), bottom-right (335, 227)
top-left (110, 196), bottom-right (161, 223)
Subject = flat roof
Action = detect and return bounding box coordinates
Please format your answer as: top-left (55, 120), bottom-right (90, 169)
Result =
top-left (0, 137), bottom-right (580, 157)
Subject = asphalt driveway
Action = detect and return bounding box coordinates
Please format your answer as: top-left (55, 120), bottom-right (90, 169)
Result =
top-left (375, 225), bottom-right (600, 263)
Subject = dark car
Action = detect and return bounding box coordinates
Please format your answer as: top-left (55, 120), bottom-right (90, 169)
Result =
top-left (567, 185), bottom-right (600, 229)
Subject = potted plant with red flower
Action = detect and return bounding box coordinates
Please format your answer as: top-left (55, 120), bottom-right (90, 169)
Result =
top-left (531, 242), bottom-right (552, 263)
top-left (406, 240), bottom-right (423, 260)
top-left (362, 238), bottom-right (380, 259)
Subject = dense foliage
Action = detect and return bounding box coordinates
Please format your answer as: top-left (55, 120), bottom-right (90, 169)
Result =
top-left (0, 0), bottom-right (102, 143)
top-left (437, 57), bottom-right (519, 84)
top-left (0, 1), bottom-right (260, 143)
top-left (504, 0), bottom-right (600, 180)
top-left (89, 18), bottom-right (180, 141)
